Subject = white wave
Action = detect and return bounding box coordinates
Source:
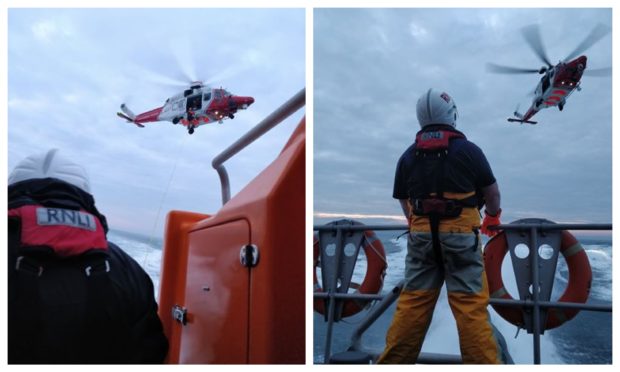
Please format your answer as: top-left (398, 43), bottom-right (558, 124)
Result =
top-left (555, 245), bottom-right (612, 301)
top-left (107, 231), bottom-right (163, 300)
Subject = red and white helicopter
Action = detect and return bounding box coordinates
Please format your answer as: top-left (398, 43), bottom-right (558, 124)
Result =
top-left (486, 24), bottom-right (611, 125)
top-left (117, 81), bottom-right (255, 134)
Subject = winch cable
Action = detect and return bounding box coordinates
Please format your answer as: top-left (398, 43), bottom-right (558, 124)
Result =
top-left (143, 133), bottom-right (190, 268)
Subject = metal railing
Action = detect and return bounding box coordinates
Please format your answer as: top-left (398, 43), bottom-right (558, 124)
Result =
top-left (212, 88), bottom-right (305, 205)
top-left (313, 221), bottom-right (612, 364)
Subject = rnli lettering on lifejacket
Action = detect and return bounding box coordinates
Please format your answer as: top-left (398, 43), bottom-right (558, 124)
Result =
top-left (421, 131), bottom-right (444, 141)
top-left (416, 130), bottom-right (465, 151)
top-left (35, 207), bottom-right (97, 231)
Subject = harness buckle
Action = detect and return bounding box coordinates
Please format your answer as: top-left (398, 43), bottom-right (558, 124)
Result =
top-left (85, 259), bottom-right (110, 277)
top-left (15, 256), bottom-right (44, 277)
top-left (412, 198), bottom-right (463, 218)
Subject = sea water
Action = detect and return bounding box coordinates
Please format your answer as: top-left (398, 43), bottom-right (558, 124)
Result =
top-left (107, 228), bottom-right (611, 364)
top-left (313, 231), bottom-right (612, 364)
top-left (107, 230), bottom-right (163, 299)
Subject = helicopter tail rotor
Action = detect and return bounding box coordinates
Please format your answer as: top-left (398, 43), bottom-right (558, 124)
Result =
top-left (513, 103), bottom-right (522, 119)
top-left (119, 103), bottom-right (136, 121)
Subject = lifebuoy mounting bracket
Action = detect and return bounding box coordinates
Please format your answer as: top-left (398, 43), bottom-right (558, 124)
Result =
top-left (504, 218), bottom-right (562, 334)
top-left (318, 220), bottom-right (365, 321)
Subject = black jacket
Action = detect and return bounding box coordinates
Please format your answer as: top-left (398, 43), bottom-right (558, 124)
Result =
top-left (8, 178), bottom-right (168, 364)
top-left (393, 124), bottom-right (496, 202)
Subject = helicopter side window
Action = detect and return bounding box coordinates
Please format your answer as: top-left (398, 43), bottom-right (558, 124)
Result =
top-left (542, 75), bottom-right (550, 93)
top-left (203, 92), bottom-right (212, 101)
top-left (186, 95), bottom-right (202, 111)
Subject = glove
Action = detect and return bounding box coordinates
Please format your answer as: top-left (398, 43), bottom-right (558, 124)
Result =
top-left (481, 208), bottom-right (502, 237)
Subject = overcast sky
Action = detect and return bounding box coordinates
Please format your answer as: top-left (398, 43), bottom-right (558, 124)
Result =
top-left (314, 8), bottom-right (612, 227)
top-left (7, 8), bottom-right (305, 236)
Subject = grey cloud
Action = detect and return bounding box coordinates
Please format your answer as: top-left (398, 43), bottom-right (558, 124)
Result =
top-left (314, 8), bottom-right (611, 225)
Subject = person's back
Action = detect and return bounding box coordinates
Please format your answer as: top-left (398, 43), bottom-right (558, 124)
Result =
top-left (8, 150), bottom-right (168, 364)
top-left (378, 89), bottom-right (505, 364)
top-left (395, 124), bottom-right (494, 234)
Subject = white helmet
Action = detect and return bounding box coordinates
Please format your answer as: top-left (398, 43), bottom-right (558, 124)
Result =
top-left (8, 149), bottom-right (91, 193)
top-left (416, 88), bottom-right (458, 128)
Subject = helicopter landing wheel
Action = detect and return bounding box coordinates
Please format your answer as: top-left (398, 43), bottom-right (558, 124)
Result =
top-left (559, 102), bottom-right (564, 111)
top-left (188, 127), bottom-right (195, 135)
top-left (228, 114), bottom-right (234, 119)
top-left (172, 117), bottom-right (180, 124)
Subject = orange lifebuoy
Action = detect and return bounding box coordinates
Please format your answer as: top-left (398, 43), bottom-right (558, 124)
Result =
top-left (313, 231), bottom-right (387, 318)
top-left (484, 230), bottom-right (592, 330)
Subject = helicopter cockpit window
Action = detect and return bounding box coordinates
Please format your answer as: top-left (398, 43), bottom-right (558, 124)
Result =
top-left (203, 92), bottom-right (211, 101)
top-left (214, 90), bottom-right (222, 99)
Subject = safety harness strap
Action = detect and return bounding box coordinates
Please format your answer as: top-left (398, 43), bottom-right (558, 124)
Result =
top-left (8, 208), bottom-right (117, 362)
top-left (429, 214), bottom-right (442, 263)
top-left (410, 128), bottom-right (468, 262)
top-left (8, 218), bottom-right (44, 362)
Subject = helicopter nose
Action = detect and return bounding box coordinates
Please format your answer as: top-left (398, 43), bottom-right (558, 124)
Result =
top-left (574, 56), bottom-right (587, 72)
top-left (576, 55), bottom-right (587, 64)
top-left (242, 97), bottom-right (255, 106)
top-left (234, 96), bottom-right (255, 109)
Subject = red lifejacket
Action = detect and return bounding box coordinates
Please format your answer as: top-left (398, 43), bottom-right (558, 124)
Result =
top-left (8, 181), bottom-right (117, 363)
top-left (410, 127), bottom-right (477, 217)
top-left (9, 204), bottom-right (108, 257)
top-left (415, 128), bottom-right (466, 152)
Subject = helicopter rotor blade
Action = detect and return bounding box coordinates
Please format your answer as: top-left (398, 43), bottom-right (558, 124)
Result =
top-left (563, 23), bottom-right (611, 62)
top-left (204, 65), bottom-right (244, 85)
top-left (203, 53), bottom-right (258, 86)
top-left (521, 24), bottom-right (553, 68)
top-left (583, 67), bottom-right (612, 77)
top-left (140, 67), bottom-right (191, 88)
top-left (140, 47), bottom-right (258, 91)
top-left (486, 63), bottom-right (540, 74)
top-left (169, 38), bottom-right (199, 83)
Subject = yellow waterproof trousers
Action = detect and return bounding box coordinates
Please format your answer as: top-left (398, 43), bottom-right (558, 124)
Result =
top-left (377, 232), bottom-right (503, 364)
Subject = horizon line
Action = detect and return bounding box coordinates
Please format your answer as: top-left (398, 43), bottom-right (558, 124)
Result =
top-left (314, 212), bottom-right (407, 221)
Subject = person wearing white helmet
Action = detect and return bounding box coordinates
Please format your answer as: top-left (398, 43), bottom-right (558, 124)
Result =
top-left (377, 89), bottom-right (506, 364)
top-left (415, 88), bottom-right (459, 128)
top-left (8, 149), bottom-right (168, 363)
